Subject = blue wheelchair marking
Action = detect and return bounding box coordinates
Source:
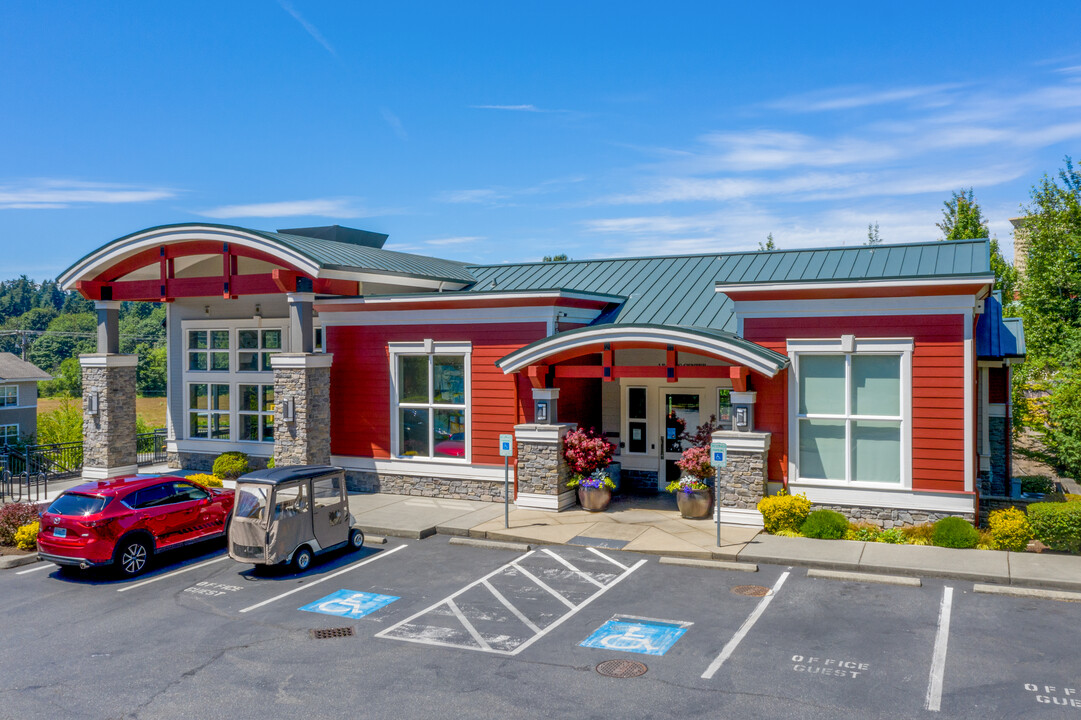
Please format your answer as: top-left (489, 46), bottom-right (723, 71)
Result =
top-left (299, 590), bottom-right (399, 619)
top-left (580, 619), bottom-right (688, 656)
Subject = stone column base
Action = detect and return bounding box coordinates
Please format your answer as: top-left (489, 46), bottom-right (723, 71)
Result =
top-left (514, 423), bottom-right (576, 512)
top-left (712, 430), bottom-right (771, 526)
top-left (515, 490), bottom-right (577, 511)
top-left (82, 464), bottom-right (139, 481)
top-left (271, 353), bottom-right (333, 467)
top-left (80, 354), bottom-right (138, 480)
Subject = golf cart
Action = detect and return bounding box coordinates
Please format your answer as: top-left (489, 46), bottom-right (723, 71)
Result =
top-left (228, 465), bottom-right (364, 571)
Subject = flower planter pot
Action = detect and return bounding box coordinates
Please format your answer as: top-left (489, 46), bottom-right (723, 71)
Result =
top-left (578, 486), bottom-right (612, 512)
top-left (676, 489), bottom-right (712, 519)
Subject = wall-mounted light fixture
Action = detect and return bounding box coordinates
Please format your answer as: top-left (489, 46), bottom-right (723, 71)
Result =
top-left (86, 392), bottom-right (99, 416)
top-left (282, 397), bottom-right (296, 423)
top-left (204, 305), bottom-right (210, 316)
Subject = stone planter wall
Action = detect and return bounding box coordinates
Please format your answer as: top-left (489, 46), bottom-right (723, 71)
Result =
top-left (514, 423), bottom-right (576, 511)
top-left (712, 431), bottom-right (771, 526)
top-left (166, 451), bottom-right (271, 473)
top-left (811, 503), bottom-right (975, 529)
top-left (344, 470), bottom-right (505, 502)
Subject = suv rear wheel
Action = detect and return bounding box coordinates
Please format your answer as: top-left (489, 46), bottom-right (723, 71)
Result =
top-left (115, 538), bottom-right (151, 577)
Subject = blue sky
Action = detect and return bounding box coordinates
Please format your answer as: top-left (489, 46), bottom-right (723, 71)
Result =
top-left (2, 1), bottom-right (1080, 280)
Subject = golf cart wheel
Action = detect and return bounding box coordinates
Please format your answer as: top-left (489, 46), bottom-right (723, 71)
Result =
top-left (349, 528), bottom-right (365, 550)
top-left (292, 546), bottom-right (313, 572)
top-left (115, 537), bottom-right (151, 577)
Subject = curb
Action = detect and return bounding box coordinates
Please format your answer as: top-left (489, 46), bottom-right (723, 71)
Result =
top-left (0, 553), bottom-right (40, 570)
top-left (363, 535), bottom-right (388, 545)
top-left (448, 537), bottom-right (532, 552)
top-left (356, 524), bottom-right (436, 540)
top-left (659, 557), bottom-right (758, 573)
top-left (974, 583), bottom-right (1081, 602)
top-left (807, 569), bottom-right (922, 587)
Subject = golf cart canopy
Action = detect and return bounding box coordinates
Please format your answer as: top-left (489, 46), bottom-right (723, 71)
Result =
top-left (234, 465), bottom-right (341, 486)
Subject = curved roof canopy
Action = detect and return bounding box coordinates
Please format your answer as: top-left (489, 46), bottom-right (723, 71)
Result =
top-left (496, 323), bottom-right (789, 377)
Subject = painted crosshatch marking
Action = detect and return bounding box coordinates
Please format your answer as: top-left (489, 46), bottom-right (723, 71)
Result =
top-left (299, 590), bottom-right (399, 619)
top-left (580, 616), bottom-right (692, 656)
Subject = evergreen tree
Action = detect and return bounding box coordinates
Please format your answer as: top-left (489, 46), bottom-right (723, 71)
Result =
top-left (937, 188), bottom-right (989, 240)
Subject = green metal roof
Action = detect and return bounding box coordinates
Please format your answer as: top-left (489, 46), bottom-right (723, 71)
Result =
top-left (465, 239), bottom-right (994, 331)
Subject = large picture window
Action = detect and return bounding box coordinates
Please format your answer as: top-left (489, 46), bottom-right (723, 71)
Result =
top-left (790, 338), bottom-right (911, 486)
top-left (189, 383), bottom-right (231, 440)
top-left (391, 342), bottom-right (470, 461)
top-left (238, 384), bottom-right (275, 442)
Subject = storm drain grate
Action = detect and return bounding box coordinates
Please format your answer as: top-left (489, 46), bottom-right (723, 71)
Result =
top-left (310, 627), bottom-right (355, 640)
top-left (731, 585), bottom-right (771, 597)
top-left (596, 659), bottom-right (648, 678)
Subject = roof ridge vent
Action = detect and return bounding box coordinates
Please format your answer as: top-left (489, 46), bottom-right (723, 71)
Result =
top-left (277, 225), bottom-right (389, 249)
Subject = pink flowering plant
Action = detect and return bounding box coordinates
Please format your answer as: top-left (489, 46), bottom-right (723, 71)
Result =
top-left (666, 446), bottom-right (714, 493)
top-left (562, 427), bottom-right (614, 487)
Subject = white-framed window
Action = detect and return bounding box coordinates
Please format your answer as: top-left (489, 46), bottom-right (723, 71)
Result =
top-left (238, 384), bottom-right (275, 443)
top-left (181, 320), bottom-right (286, 444)
top-left (237, 329), bottom-right (282, 372)
top-left (0, 386), bottom-right (17, 407)
top-left (717, 388), bottom-right (733, 430)
top-left (389, 341), bottom-right (471, 461)
top-left (788, 337), bottom-right (912, 487)
top-left (0, 424), bottom-right (18, 443)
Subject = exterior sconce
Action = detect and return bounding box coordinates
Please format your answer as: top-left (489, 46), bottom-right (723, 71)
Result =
top-left (87, 392), bottom-right (99, 416)
top-left (282, 397), bottom-right (295, 423)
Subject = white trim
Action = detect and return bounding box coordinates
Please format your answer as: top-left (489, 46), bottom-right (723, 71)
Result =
top-left (988, 404), bottom-right (1007, 418)
top-left (269, 353), bottom-right (334, 369)
top-left (0, 385), bottom-right (18, 408)
top-left (82, 464), bottom-right (139, 480)
top-left (532, 388), bottom-right (560, 401)
top-left (980, 366), bottom-right (990, 458)
top-left (963, 308), bottom-right (974, 492)
top-left (787, 482), bottom-right (975, 514)
top-left (0, 404), bottom-right (35, 411)
top-left (318, 305), bottom-right (599, 328)
top-left (717, 276), bottom-right (994, 295)
top-left (78, 354), bottom-right (138, 368)
top-left (787, 337), bottom-right (913, 489)
top-left (316, 289), bottom-right (622, 306)
top-left (388, 341), bottom-right (472, 463)
top-left (712, 431), bottom-right (770, 454)
top-left (498, 326), bottom-right (785, 377)
top-left (0, 423), bottom-right (19, 441)
top-left (514, 424), bottom-right (573, 444)
top-left (515, 490), bottom-right (578, 512)
top-left (734, 295), bottom-right (981, 328)
top-left (330, 455), bottom-right (506, 482)
top-left (716, 507), bottom-right (764, 527)
top-left (729, 391), bottom-right (757, 405)
top-left (172, 439), bottom-right (273, 457)
top-left (93, 300), bottom-right (122, 311)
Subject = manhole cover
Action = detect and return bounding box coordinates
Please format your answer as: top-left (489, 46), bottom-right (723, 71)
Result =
top-left (596, 659), bottom-right (648, 678)
top-left (731, 585), bottom-right (771, 597)
top-left (310, 627), bottom-right (355, 640)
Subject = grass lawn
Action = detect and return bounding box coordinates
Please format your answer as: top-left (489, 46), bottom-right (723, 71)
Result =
top-left (37, 395), bottom-right (167, 430)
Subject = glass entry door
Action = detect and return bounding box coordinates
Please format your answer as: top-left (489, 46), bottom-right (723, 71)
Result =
top-left (661, 392), bottom-right (701, 488)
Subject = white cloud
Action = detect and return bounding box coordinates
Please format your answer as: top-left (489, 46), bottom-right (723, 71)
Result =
top-left (438, 188), bottom-right (505, 204)
top-left (471, 104), bottom-right (542, 112)
top-left (380, 107), bottom-right (407, 140)
top-left (0, 179), bottom-right (176, 209)
top-left (426, 236), bottom-right (485, 246)
top-left (768, 83), bottom-right (963, 113)
top-left (277, 0), bottom-right (336, 57)
top-left (197, 197), bottom-right (368, 219)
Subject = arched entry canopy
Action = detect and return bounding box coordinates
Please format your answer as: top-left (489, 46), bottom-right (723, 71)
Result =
top-left (496, 323), bottom-right (789, 390)
top-left (57, 223), bottom-right (475, 301)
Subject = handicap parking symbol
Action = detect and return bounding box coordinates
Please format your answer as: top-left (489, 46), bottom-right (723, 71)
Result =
top-left (299, 590), bottom-right (399, 620)
top-left (580, 617), bottom-right (691, 656)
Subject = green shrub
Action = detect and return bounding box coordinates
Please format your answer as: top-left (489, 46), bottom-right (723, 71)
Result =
top-left (800, 509), bottom-right (849, 540)
top-left (187, 473), bottom-right (223, 488)
top-left (1065, 494), bottom-right (1081, 503)
top-left (987, 507), bottom-right (1033, 552)
top-left (901, 524), bottom-right (935, 545)
top-left (877, 528), bottom-right (907, 544)
top-left (267, 456), bottom-right (276, 469)
top-left (0, 503), bottom-right (39, 546)
top-left (212, 452), bottom-right (249, 480)
top-left (845, 522), bottom-right (881, 542)
top-left (931, 516), bottom-right (979, 549)
top-left (1019, 476), bottom-right (1057, 495)
top-left (774, 529), bottom-right (802, 538)
top-left (757, 491), bottom-right (811, 534)
top-left (14, 521), bottom-right (39, 550)
top-left (1028, 502), bottom-right (1081, 553)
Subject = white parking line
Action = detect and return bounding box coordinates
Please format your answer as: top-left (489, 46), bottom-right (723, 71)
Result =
top-left (701, 571), bottom-right (790, 680)
top-left (15, 562), bottom-right (52, 575)
top-left (447, 598), bottom-right (492, 651)
top-left (482, 579), bottom-right (542, 634)
top-left (925, 586), bottom-right (954, 712)
top-left (117, 554), bottom-right (230, 593)
top-left (541, 549), bottom-right (606, 588)
top-left (238, 545), bottom-right (406, 613)
top-left (512, 561), bottom-right (577, 609)
top-left (587, 546), bottom-right (627, 570)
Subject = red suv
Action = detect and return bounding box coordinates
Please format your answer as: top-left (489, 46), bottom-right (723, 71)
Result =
top-left (37, 475), bottom-right (235, 577)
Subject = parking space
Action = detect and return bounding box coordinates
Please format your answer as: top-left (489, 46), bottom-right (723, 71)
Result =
top-left (6, 538), bottom-right (1081, 719)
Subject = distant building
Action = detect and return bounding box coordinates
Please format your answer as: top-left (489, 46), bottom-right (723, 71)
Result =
top-left (1009, 217), bottom-right (1030, 283)
top-left (0, 353), bottom-right (52, 444)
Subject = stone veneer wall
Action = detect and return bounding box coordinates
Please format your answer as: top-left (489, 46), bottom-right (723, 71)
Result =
top-left (717, 449), bottom-right (768, 509)
top-left (273, 363), bottom-right (331, 466)
top-left (82, 362), bottom-right (136, 471)
top-left (987, 416), bottom-right (1009, 496)
top-left (344, 470), bottom-right (505, 502)
top-left (622, 469), bottom-right (659, 495)
top-left (516, 434), bottom-right (573, 498)
top-left (812, 503), bottom-right (975, 528)
top-left (167, 451), bottom-right (271, 473)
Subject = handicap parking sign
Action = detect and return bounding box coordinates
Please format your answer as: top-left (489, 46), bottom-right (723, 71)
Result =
top-left (299, 590), bottom-right (399, 620)
top-left (580, 617), bottom-right (691, 656)
top-left (499, 433), bottom-right (513, 457)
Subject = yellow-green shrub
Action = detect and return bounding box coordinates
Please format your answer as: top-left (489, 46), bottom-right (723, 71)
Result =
top-left (187, 473), bottom-right (223, 488)
top-left (14, 521), bottom-right (39, 550)
top-left (987, 507), bottom-right (1032, 552)
top-left (757, 491), bottom-right (811, 534)
top-left (901, 524), bottom-right (935, 545)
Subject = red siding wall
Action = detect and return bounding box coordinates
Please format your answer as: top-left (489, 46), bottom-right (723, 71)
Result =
top-left (327, 322), bottom-right (546, 466)
top-left (744, 315), bottom-right (967, 492)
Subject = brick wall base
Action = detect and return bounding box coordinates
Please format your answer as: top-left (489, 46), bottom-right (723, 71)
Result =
top-left (167, 451), bottom-right (271, 473)
top-left (812, 503), bottom-right (975, 528)
top-left (344, 470), bottom-right (505, 502)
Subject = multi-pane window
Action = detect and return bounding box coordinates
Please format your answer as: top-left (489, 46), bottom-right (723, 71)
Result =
top-left (189, 383), bottom-right (230, 440)
top-left (0, 424), bottom-right (18, 443)
top-left (238, 329), bottom-right (282, 372)
top-left (717, 388), bottom-right (733, 430)
top-left (238, 384), bottom-right (274, 443)
top-left (0, 386), bottom-right (16, 407)
top-left (188, 330), bottom-right (230, 372)
top-left (796, 352), bottom-right (903, 484)
top-left (396, 354), bottom-right (467, 459)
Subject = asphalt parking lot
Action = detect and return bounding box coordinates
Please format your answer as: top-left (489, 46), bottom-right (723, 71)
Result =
top-left (3, 537), bottom-right (1081, 720)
